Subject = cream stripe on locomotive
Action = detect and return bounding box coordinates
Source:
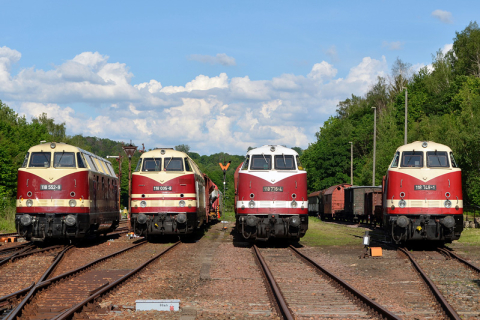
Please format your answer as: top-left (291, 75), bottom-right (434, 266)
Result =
top-left (387, 198), bottom-right (463, 208)
top-left (132, 199), bottom-right (197, 207)
top-left (131, 193), bottom-right (196, 198)
top-left (236, 200), bottom-right (308, 208)
top-left (17, 199), bottom-right (92, 207)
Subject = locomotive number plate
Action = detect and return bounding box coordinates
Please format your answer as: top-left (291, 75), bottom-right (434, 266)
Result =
top-left (414, 185), bottom-right (436, 191)
top-left (40, 184), bottom-right (62, 191)
top-left (263, 186), bottom-right (283, 192)
top-left (154, 186), bottom-right (172, 191)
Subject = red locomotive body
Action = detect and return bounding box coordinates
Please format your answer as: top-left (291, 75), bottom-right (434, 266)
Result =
top-left (16, 142), bottom-right (119, 241)
top-left (383, 141), bottom-right (463, 243)
top-left (234, 145), bottom-right (308, 240)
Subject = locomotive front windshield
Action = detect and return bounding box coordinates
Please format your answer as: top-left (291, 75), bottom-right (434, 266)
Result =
top-left (274, 155), bottom-right (295, 170)
top-left (250, 155), bottom-right (271, 170)
top-left (142, 158), bottom-right (162, 171)
top-left (400, 151), bottom-right (423, 167)
top-left (165, 157), bottom-right (184, 171)
top-left (54, 152), bottom-right (75, 168)
top-left (426, 151), bottom-right (449, 167)
top-left (29, 152), bottom-right (51, 168)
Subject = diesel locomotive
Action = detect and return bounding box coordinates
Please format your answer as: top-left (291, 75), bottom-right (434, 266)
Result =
top-left (16, 142), bottom-right (120, 241)
top-left (234, 145), bottom-right (308, 240)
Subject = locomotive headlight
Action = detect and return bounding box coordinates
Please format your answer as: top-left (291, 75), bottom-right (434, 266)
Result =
top-left (65, 214), bottom-right (76, 226)
top-left (176, 213), bottom-right (187, 224)
top-left (20, 214), bottom-right (32, 226)
top-left (179, 200), bottom-right (186, 207)
top-left (291, 200), bottom-right (298, 208)
top-left (140, 200), bottom-right (147, 208)
top-left (398, 199), bottom-right (406, 208)
top-left (26, 199), bottom-right (33, 207)
top-left (69, 199), bottom-right (77, 207)
top-left (137, 213), bottom-right (147, 224)
top-left (249, 200), bottom-right (255, 208)
top-left (444, 200), bottom-right (452, 208)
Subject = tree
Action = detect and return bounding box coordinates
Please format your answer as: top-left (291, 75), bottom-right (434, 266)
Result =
top-left (175, 144), bottom-right (190, 153)
top-left (31, 112), bottom-right (66, 142)
top-left (450, 21), bottom-right (480, 77)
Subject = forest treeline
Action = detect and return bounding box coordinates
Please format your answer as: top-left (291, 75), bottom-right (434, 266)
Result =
top-left (301, 22), bottom-right (480, 206)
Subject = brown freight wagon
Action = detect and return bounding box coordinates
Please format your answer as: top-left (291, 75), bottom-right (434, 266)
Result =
top-left (365, 190), bottom-right (383, 226)
top-left (322, 184), bottom-right (351, 220)
top-left (343, 186), bottom-right (382, 223)
top-left (308, 190), bottom-right (324, 216)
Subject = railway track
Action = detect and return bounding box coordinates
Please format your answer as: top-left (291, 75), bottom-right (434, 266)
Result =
top-left (3, 240), bottom-right (179, 320)
top-left (253, 245), bottom-right (400, 319)
top-left (398, 247), bottom-right (462, 320)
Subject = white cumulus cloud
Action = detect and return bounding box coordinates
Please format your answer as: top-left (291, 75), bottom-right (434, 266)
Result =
top-left (432, 9), bottom-right (453, 24)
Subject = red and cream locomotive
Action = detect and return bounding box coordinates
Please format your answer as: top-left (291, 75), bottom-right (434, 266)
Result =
top-left (16, 142), bottom-right (120, 241)
top-left (130, 148), bottom-right (213, 238)
top-left (234, 145), bottom-right (308, 240)
top-left (383, 141), bottom-right (463, 243)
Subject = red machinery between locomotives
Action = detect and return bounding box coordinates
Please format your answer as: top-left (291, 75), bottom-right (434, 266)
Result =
top-left (234, 145), bottom-right (308, 240)
top-left (130, 148), bottom-right (216, 238)
top-left (16, 142), bottom-right (120, 241)
top-left (383, 141), bottom-right (463, 243)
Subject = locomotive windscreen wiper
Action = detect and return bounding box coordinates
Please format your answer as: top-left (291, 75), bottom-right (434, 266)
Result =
top-left (165, 156), bottom-right (173, 170)
top-left (55, 151), bottom-right (65, 167)
top-left (262, 153), bottom-right (268, 163)
top-left (282, 153), bottom-right (286, 166)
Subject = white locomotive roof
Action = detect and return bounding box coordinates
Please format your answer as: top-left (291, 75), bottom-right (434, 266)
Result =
top-left (395, 141), bottom-right (453, 153)
top-left (28, 142), bottom-right (112, 164)
top-left (140, 148), bottom-right (188, 158)
top-left (246, 145), bottom-right (299, 156)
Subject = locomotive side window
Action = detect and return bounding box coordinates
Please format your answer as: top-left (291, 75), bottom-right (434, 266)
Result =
top-left (400, 151), bottom-right (423, 167)
top-left (22, 153), bottom-right (29, 168)
top-left (84, 154), bottom-right (97, 171)
top-left (165, 157), bottom-right (184, 171)
top-left (184, 158), bottom-right (192, 172)
top-left (29, 152), bottom-right (51, 168)
top-left (107, 162), bottom-right (115, 176)
top-left (134, 159), bottom-right (142, 172)
top-left (296, 155), bottom-right (305, 170)
top-left (77, 153), bottom-right (86, 168)
top-left (142, 158), bottom-right (162, 171)
top-left (426, 151), bottom-right (449, 167)
top-left (94, 159), bottom-right (106, 174)
top-left (450, 152), bottom-right (458, 168)
top-left (274, 155), bottom-right (295, 170)
top-left (241, 156), bottom-right (249, 170)
top-left (390, 152), bottom-right (400, 168)
top-left (250, 155), bottom-right (271, 170)
top-left (54, 152), bottom-right (76, 168)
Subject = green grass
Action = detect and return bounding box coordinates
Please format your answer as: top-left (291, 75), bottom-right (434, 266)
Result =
top-left (455, 228), bottom-right (480, 245)
top-left (221, 211), bottom-right (236, 222)
top-left (0, 206), bottom-right (16, 233)
top-left (300, 216), bottom-right (369, 247)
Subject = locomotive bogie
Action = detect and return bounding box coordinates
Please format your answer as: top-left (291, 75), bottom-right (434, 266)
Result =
top-left (16, 142), bottom-right (120, 241)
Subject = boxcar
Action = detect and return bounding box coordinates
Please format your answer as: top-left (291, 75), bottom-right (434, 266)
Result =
top-left (308, 190), bottom-right (323, 216)
top-left (364, 190), bottom-right (383, 225)
top-left (343, 186), bottom-right (382, 222)
top-left (321, 184), bottom-right (351, 220)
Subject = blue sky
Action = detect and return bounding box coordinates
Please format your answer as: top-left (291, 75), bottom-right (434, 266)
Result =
top-left (0, 1), bottom-right (477, 154)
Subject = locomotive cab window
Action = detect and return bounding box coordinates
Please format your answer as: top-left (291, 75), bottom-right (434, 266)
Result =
top-left (400, 151), bottom-right (423, 168)
top-left (164, 157), bottom-right (183, 171)
top-left (391, 152), bottom-right (400, 168)
top-left (142, 158), bottom-right (162, 171)
top-left (450, 152), bottom-right (459, 168)
top-left (77, 153), bottom-right (86, 168)
top-left (184, 158), bottom-right (192, 172)
top-left (296, 155), bottom-right (305, 170)
top-left (134, 159), bottom-right (142, 172)
top-left (84, 154), bottom-right (97, 171)
top-left (241, 156), bottom-right (250, 170)
top-left (22, 153), bottom-right (29, 168)
top-left (54, 152), bottom-right (76, 168)
top-left (426, 151), bottom-right (449, 168)
top-left (250, 155), bottom-right (271, 170)
top-left (29, 152), bottom-right (51, 168)
top-left (274, 155), bottom-right (295, 170)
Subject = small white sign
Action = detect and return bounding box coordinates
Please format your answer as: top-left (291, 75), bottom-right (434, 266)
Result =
top-left (136, 300), bottom-right (180, 311)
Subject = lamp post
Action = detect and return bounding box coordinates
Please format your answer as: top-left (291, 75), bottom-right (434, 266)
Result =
top-left (349, 142), bottom-right (353, 185)
top-left (372, 107), bottom-right (377, 186)
top-left (106, 155), bottom-right (123, 215)
top-left (404, 87), bottom-right (408, 145)
top-left (122, 142), bottom-right (137, 227)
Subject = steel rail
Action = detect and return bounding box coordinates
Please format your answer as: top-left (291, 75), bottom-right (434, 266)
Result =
top-left (290, 245), bottom-right (401, 320)
top-left (53, 241), bottom-right (181, 320)
top-left (253, 245), bottom-right (294, 320)
top-left (0, 246), bottom-right (34, 267)
top-left (0, 242), bottom-right (31, 254)
top-left (398, 247), bottom-right (461, 320)
top-left (10, 245), bottom-right (64, 262)
top-left (5, 239), bottom-right (146, 320)
top-left (438, 247), bottom-right (480, 274)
